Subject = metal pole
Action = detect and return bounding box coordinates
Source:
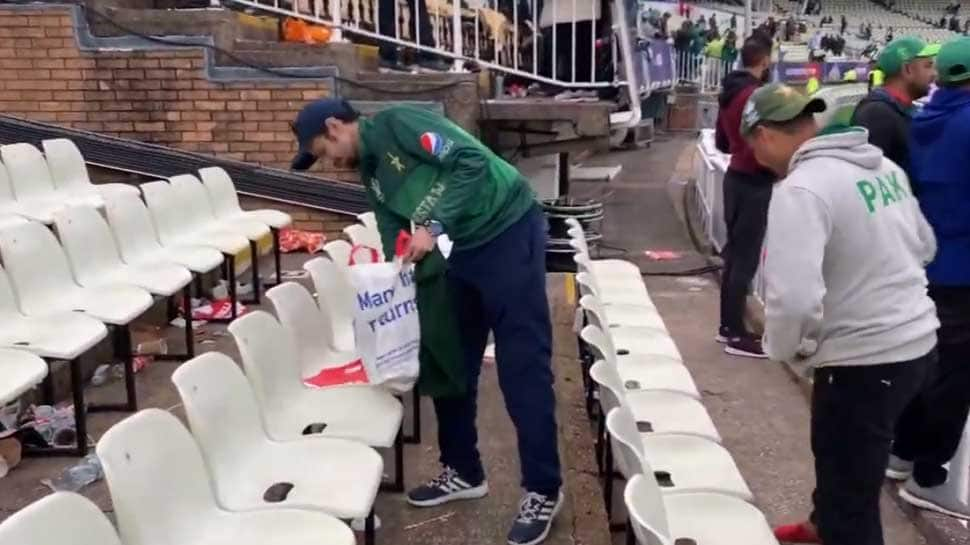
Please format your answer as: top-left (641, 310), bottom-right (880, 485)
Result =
top-left (744, 0), bottom-right (753, 38)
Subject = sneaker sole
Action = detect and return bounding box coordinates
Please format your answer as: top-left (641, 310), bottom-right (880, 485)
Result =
top-left (406, 483), bottom-right (490, 508)
top-left (724, 346), bottom-right (769, 359)
top-left (899, 487), bottom-right (970, 520)
top-left (715, 334), bottom-right (729, 344)
top-left (507, 492), bottom-right (565, 545)
top-left (885, 468), bottom-right (913, 481)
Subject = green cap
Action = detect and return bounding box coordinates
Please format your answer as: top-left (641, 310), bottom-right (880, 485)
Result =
top-left (740, 83), bottom-right (827, 136)
top-left (936, 37), bottom-right (970, 84)
top-left (877, 37), bottom-right (939, 76)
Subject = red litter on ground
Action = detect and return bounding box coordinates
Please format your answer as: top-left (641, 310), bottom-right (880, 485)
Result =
top-left (644, 250), bottom-right (683, 261)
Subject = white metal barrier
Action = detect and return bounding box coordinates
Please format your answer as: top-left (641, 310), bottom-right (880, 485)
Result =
top-left (676, 51), bottom-right (733, 93)
top-left (226, 0), bottom-right (646, 127)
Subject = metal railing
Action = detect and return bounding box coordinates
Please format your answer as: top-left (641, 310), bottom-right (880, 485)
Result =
top-left (676, 50), bottom-right (734, 93)
top-left (225, 0), bottom-right (645, 127)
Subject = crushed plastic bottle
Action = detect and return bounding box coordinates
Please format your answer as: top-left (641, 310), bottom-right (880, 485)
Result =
top-left (42, 453), bottom-right (103, 492)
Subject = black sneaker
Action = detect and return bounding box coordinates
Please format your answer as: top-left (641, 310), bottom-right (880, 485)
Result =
top-left (724, 335), bottom-right (768, 359)
top-left (406, 467), bottom-right (489, 507)
top-left (507, 490), bottom-right (564, 545)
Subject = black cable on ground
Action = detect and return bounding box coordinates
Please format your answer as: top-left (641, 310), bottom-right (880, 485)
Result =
top-left (82, 3), bottom-right (478, 96)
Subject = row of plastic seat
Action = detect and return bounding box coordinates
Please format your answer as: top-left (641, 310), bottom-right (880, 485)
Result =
top-left (565, 219), bottom-right (780, 545)
top-left (0, 140), bottom-right (293, 456)
top-left (0, 208), bottom-right (410, 545)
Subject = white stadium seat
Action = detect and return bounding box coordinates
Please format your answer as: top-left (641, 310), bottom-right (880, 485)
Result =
top-left (266, 281), bottom-right (357, 379)
top-left (303, 257), bottom-right (357, 352)
top-left (590, 360), bottom-right (720, 443)
top-left (141, 180), bottom-right (249, 258)
top-left (1, 143), bottom-right (102, 214)
top-left (0, 221), bottom-right (152, 326)
top-left (198, 166), bottom-right (292, 230)
top-left (625, 474), bottom-right (778, 545)
top-left (0, 348), bottom-right (47, 406)
top-left (54, 206), bottom-right (192, 298)
top-left (607, 406), bottom-right (753, 501)
top-left (0, 158), bottom-right (64, 224)
top-left (0, 492), bottom-right (123, 545)
top-left (580, 296), bottom-right (681, 360)
top-left (104, 192), bottom-right (224, 276)
top-left (344, 223), bottom-right (385, 257)
top-left (323, 239), bottom-right (353, 268)
top-left (97, 409), bottom-right (356, 545)
top-left (41, 139), bottom-right (140, 200)
top-left (169, 174), bottom-right (270, 243)
top-left (581, 325), bottom-right (695, 398)
top-left (172, 353), bottom-right (383, 525)
top-left (357, 211), bottom-right (378, 231)
top-left (228, 311), bottom-right (403, 447)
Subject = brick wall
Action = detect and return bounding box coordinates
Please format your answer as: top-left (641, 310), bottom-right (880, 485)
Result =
top-left (0, 7), bottom-right (336, 172)
top-left (238, 195), bottom-right (352, 241)
top-left (1, 5), bottom-right (355, 233)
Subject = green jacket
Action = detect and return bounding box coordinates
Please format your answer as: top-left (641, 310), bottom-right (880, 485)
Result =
top-left (414, 248), bottom-right (466, 398)
top-left (357, 106), bottom-right (536, 260)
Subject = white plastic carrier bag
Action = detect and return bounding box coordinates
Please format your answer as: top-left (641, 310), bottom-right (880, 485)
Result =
top-left (346, 233), bottom-right (420, 392)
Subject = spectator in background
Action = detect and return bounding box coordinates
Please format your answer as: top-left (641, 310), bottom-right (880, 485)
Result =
top-left (744, 83), bottom-right (939, 545)
top-left (851, 37), bottom-right (938, 173)
top-left (709, 12), bottom-right (717, 32)
top-left (377, 0), bottom-right (450, 71)
top-left (713, 36), bottom-right (774, 359)
top-left (841, 14), bottom-right (848, 34)
top-left (661, 12), bottom-right (671, 38)
top-left (893, 36), bottom-right (970, 520)
top-left (731, 13), bottom-right (737, 30)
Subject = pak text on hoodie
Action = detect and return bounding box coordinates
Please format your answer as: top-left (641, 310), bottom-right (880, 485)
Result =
top-left (763, 126), bottom-right (940, 368)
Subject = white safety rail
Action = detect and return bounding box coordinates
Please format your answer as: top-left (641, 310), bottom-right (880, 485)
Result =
top-left (676, 51), bottom-right (733, 94)
top-left (225, 0), bottom-right (646, 127)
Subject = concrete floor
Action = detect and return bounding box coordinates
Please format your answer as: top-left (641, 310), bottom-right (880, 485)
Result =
top-left (0, 132), bottom-right (939, 545)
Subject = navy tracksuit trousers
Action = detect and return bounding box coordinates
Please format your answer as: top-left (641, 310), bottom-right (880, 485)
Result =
top-left (433, 206), bottom-right (563, 496)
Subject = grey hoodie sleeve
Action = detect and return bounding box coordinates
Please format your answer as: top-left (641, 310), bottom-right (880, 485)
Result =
top-left (763, 186), bottom-right (833, 362)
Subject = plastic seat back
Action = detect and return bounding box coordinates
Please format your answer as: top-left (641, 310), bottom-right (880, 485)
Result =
top-left (0, 492), bottom-right (123, 545)
top-left (42, 139), bottom-right (91, 194)
top-left (141, 180), bottom-right (189, 245)
top-left (53, 206), bottom-right (124, 287)
top-left (303, 257), bottom-right (356, 352)
top-left (0, 221), bottom-right (79, 316)
top-left (356, 212), bottom-right (377, 231)
top-left (228, 311), bottom-right (304, 418)
top-left (266, 281), bottom-right (337, 363)
top-left (0, 267), bottom-right (22, 319)
top-left (323, 239), bottom-right (352, 268)
top-left (172, 352), bottom-right (269, 494)
top-left (579, 295), bottom-right (611, 337)
top-left (574, 272), bottom-right (601, 300)
top-left (0, 161), bottom-right (17, 206)
top-left (169, 174), bottom-right (219, 225)
top-left (198, 166), bottom-right (242, 219)
top-left (97, 409), bottom-right (221, 545)
top-left (589, 360), bottom-right (626, 416)
top-left (103, 192), bottom-right (164, 263)
top-left (580, 323), bottom-right (618, 365)
top-left (0, 143), bottom-right (57, 201)
top-left (343, 224), bottom-right (383, 256)
top-left (606, 406), bottom-right (647, 480)
top-left (624, 474), bottom-right (672, 545)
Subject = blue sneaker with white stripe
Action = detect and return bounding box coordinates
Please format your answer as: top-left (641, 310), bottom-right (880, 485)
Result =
top-left (507, 490), bottom-right (565, 545)
top-left (406, 467), bottom-right (489, 507)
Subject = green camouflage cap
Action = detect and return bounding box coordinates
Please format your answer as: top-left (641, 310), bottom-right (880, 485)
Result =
top-left (740, 83), bottom-right (827, 136)
top-left (936, 36), bottom-right (970, 84)
top-left (877, 37), bottom-right (939, 76)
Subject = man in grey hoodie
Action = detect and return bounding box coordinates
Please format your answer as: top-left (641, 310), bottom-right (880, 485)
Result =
top-left (742, 83), bottom-right (940, 545)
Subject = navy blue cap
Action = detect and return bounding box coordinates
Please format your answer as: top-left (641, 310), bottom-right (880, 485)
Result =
top-left (290, 98), bottom-right (359, 171)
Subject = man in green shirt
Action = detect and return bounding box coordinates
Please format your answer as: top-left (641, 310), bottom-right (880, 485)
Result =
top-left (291, 99), bottom-right (563, 545)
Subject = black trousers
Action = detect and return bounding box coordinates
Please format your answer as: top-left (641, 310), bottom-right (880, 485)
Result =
top-left (719, 168), bottom-right (773, 335)
top-left (894, 286), bottom-right (970, 487)
top-left (811, 351), bottom-right (935, 545)
top-left (377, 0), bottom-right (434, 61)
